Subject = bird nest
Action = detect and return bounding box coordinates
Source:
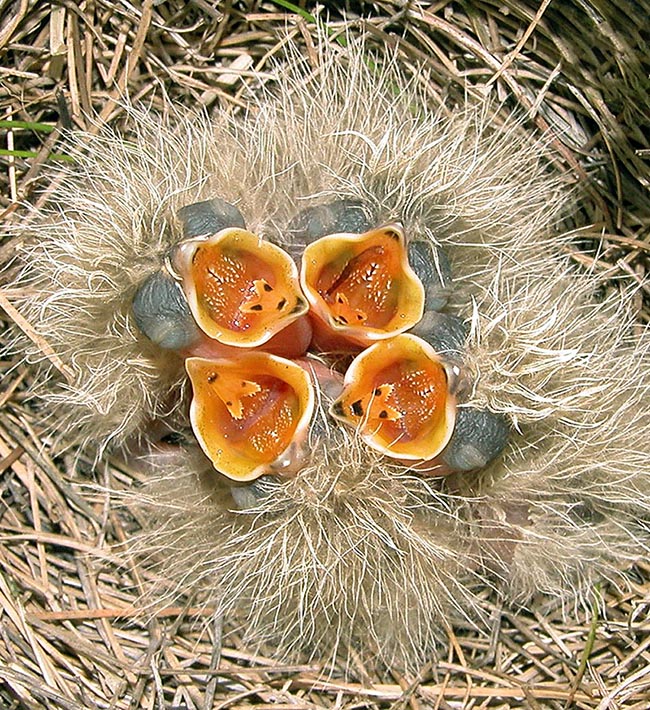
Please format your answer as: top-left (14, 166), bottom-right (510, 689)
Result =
top-left (1, 2), bottom-right (649, 708)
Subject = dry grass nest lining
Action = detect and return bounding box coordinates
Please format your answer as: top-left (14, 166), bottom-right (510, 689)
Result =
top-left (1, 2), bottom-right (650, 710)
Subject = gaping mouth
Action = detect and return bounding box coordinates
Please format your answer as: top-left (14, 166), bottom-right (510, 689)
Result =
top-left (175, 228), bottom-right (308, 348)
top-left (300, 224), bottom-right (425, 346)
top-left (186, 353), bottom-right (315, 481)
top-left (330, 334), bottom-right (456, 461)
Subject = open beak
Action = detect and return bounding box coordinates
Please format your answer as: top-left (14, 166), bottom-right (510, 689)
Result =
top-left (174, 228), bottom-right (308, 348)
top-left (300, 224), bottom-right (425, 350)
top-left (186, 353), bottom-right (315, 481)
top-left (330, 334), bottom-right (456, 461)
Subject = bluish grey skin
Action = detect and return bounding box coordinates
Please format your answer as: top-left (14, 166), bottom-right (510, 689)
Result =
top-left (132, 269), bottom-right (200, 350)
top-left (411, 311), bottom-right (468, 362)
top-left (412, 312), bottom-right (509, 470)
top-left (442, 407), bottom-right (510, 471)
top-left (286, 200), bottom-right (374, 258)
top-left (407, 239), bottom-right (453, 312)
top-left (230, 477), bottom-right (279, 510)
top-left (133, 198), bottom-right (246, 348)
top-left (177, 197), bottom-right (246, 238)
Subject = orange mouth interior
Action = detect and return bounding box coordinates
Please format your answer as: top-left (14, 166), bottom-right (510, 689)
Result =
top-left (331, 336), bottom-right (454, 460)
top-left (302, 226), bottom-right (424, 341)
top-left (178, 229), bottom-right (306, 347)
top-left (316, 242), bottom-right (399, 328)
top-left (192, 244), bottom-right (296, 335)
top-left (187, 355), bottom-right (313, 481)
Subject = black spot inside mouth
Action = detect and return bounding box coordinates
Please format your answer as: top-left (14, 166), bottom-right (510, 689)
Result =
top-left (374, 388), bottom-right (382, 396)
top-left (263, 282), bottom-right (273, 292)
top-left (291, 298), bottom-right (306, 314)
top-left (277, 297), bottom-right (287, 310)
top-left (226, 400), bottom-right (232, 407)
top-left (351, 399), bottom-right (364, 416)
top-left (378, 410), bottom-right (388, 419)
top-left (336, 315), bottom-right (349, 325)
top-left (249, 304), bottom-right (263, 311)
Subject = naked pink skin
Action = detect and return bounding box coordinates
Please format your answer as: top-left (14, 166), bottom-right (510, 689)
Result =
top-left (306, 311), bottom-right (367, 355)
top-left (181, 314), bottom-right (313, 360)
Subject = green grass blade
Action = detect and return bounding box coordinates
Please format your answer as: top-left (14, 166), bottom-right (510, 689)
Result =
top-left (0, 148), bottom-right (73, 162)
top-left (267, 1), bottom-right (347, 46)
top-left (0, 120), bottom-right (57, 133)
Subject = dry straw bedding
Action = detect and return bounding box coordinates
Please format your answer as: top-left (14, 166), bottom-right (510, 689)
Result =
top-left (1, 1), bottom-right (650, 709)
